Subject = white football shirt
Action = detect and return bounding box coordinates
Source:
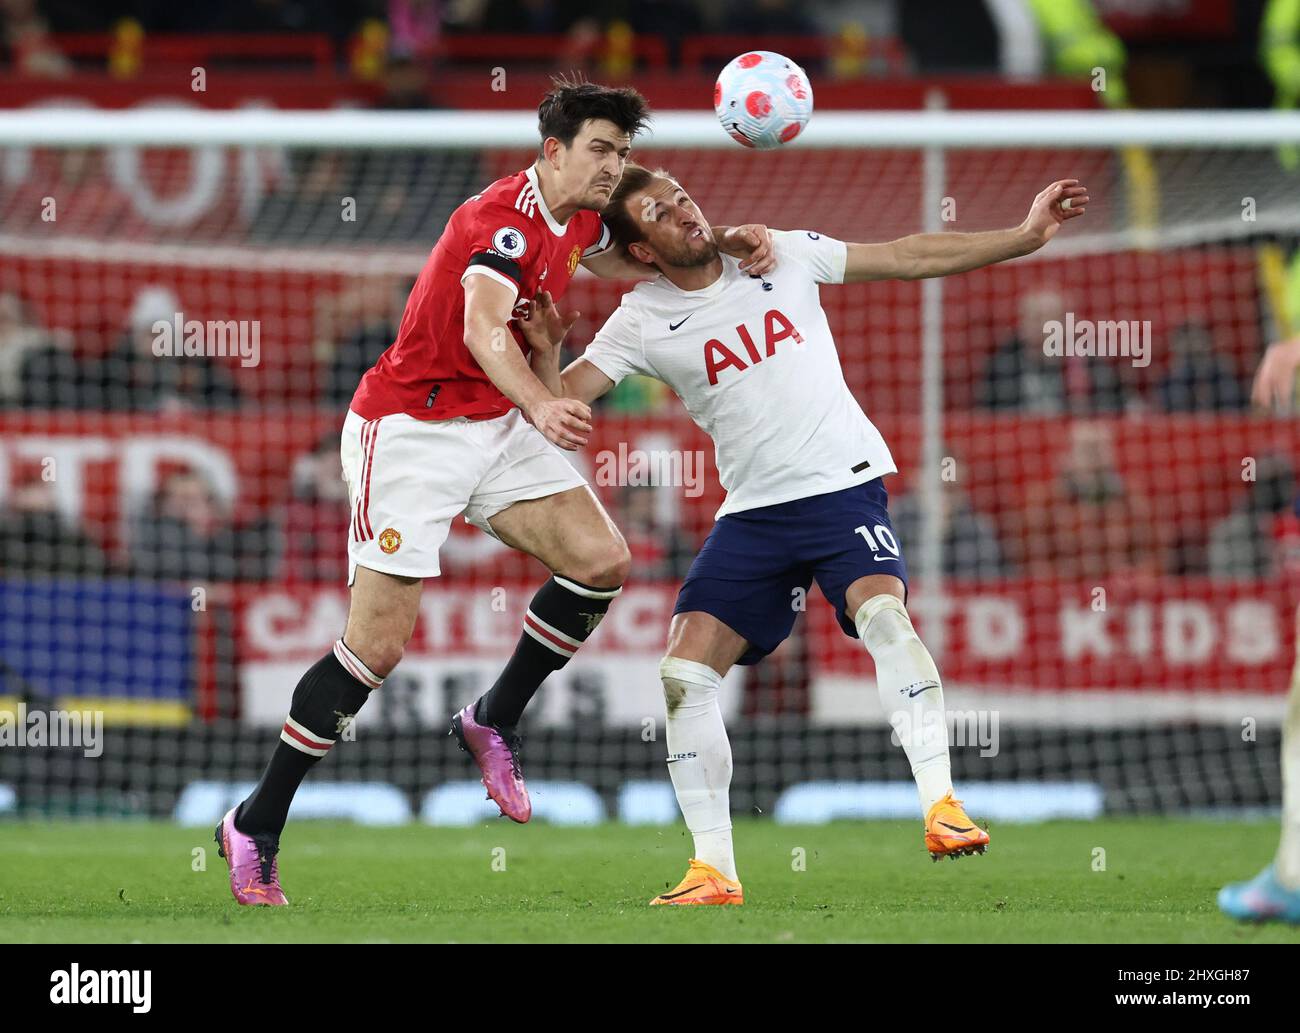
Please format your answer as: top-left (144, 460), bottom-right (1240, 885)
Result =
top-left (581, 229), bottom-right (897, 519)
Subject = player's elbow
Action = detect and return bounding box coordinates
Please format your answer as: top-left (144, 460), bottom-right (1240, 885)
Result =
top-left (462, 322), bottom-right (491, 359)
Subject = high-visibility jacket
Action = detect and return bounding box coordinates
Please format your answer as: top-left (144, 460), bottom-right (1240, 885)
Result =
top-left (1026, 0), bottom-right (1128, 107)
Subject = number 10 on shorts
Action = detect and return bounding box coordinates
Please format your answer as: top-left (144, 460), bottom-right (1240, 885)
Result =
top-left (855, 523), bottom-right (901, 561)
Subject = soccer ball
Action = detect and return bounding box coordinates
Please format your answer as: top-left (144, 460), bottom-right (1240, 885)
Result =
top-left (714, 51), bottom-right (814, 150)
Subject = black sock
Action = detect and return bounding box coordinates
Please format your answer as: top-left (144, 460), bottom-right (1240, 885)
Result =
top-left (475, 575), bottom-right (621, 728)
top-left (237, 640), bottom-right (380, 836)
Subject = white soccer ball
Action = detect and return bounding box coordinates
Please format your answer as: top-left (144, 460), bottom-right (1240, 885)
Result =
top-left (714, 50), bottom-right (814, 150)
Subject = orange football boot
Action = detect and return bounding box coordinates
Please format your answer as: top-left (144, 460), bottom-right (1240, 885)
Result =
top-left (924, 792), bottom-right (990, 861)
top-left (649, 859), bottom-right (744, 906)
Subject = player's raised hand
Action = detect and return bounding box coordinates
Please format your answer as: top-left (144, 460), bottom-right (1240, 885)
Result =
top-left (518, 290), bottom-right (580, 352)
top-left (526, 396), bottom-right (593, 450)
top-left (1022, 180), bottom-right (1090, 248)
top-left (1251, 337), bottom-right (1300, 410)
top-left (719, 224), bottom-right (777, 275)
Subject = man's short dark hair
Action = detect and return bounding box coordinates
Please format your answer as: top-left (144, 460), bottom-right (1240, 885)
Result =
top-left (603, 163), bottom-right (677, 258)
top-left (537, 75), bottom-right (651, 150)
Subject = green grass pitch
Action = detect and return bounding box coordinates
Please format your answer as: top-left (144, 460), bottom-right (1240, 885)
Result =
top-left (2, 818), bottom-right (1298, 943)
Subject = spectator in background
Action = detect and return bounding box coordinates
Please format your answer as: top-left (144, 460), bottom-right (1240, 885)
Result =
top-left (389, 0), bottom-right (443, 58)
top-left (1207, 454), bottom-right (1296, 579)
top-left (0, 478), bottom-right (110, 577)
top-left (16, 324), bottom-right (83, 409)
top-left (2, 292), bottom-right (86, 410)
top-left (0, 0), bottom-right (71, 76)
top-left (891, 473), bottom-right (1006, 578)
top-left (616, 483), bottom-right (695, 580)
top-left (977, 288), bottom-right (1131, 415)
top-left (1153, 320), bottom-right (1246, 412)
top-left (0, 292), bottom-right (56, 406)
top-left (130, 468), bottom-right (271, 582)
top-left (276, 432), bottom-right (351, 583)
top-left (1015, 421), bottom-right (1162, 578)
top-left (317, 276), bottom-right (411, 408)
top-left (88, 286), bottom-right (241, 412)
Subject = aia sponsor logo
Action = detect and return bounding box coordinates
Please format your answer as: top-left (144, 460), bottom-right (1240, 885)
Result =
top-left (703, 308), bottom-right (805, 385)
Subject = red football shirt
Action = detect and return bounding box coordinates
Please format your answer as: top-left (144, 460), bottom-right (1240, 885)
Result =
top-left (349, 165), bottom-right (611, 421)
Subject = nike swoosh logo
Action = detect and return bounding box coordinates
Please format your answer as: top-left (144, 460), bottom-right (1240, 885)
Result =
top-left (668, 314), bottom-right (692, 331)
top-left (658, 883), bottom-right (705, 900)
top-left (907, 682), bottom-right (939, 697)
top-left (939, 821), bottom-right (976, 833)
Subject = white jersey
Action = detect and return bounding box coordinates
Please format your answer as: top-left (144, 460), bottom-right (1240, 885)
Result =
top-left (581, 229), bottom-right (897, 519)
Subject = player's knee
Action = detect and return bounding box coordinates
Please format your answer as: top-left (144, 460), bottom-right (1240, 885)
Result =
top-left (340, 630), bottom-right (406, 679)
top-left (853, 593), bottom-right (914, 648)
top-left (661, 665), bottom-right (688, 713)
top-left (570, 535), bottom-right (630, 589)
top-left (659, 656), bottom-right (720, 715)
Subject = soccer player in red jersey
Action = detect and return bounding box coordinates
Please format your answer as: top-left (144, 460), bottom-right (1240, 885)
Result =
top-left (216, 78), bottom-right (775, 905)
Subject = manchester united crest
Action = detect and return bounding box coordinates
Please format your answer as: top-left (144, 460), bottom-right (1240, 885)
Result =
top-left (378, 527), bottom-right (402, 554)
top-left (567, 245), bottom-right (581, 276)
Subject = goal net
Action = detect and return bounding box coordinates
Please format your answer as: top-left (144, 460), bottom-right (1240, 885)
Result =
top-left (0, 109), bottom-right (1297, 825)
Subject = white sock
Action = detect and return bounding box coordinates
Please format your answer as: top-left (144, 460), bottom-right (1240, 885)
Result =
top-left (1276, 641), bottom-right (1300, 890)
top-left (855, 594), bottom-right (953, 816)
top-left (661, 656), bottom-right (737, 881)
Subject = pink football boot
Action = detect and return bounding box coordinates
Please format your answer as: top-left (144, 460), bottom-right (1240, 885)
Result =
top-left (215, 807), bottom-right (289, 906)
top-left (450, 703), bottom-right (531, 823)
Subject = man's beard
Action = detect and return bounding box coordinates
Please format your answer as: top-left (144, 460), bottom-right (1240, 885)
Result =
top-left (660, 235), bottom-right (719, 268)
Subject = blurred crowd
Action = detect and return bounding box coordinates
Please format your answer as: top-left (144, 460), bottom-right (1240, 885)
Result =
top-left (0, 0), bottom-right (1287, 108)
top-left (1, 279), bottom-right (1295, 586)
top-left (1, 0), bottom-right (1297, 589)
top-left (0, 283), bottom-right (1263, 417)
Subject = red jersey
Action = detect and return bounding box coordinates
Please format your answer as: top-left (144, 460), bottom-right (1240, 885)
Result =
top-left (349, 165), bottom-right (611, 421)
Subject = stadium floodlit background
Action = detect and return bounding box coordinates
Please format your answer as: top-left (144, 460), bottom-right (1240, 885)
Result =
top-left (0, 0), bottom-right (1298, 837)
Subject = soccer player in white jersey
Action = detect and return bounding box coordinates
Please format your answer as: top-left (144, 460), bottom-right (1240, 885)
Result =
top-left (520, 163), bottom-right (1090, 905)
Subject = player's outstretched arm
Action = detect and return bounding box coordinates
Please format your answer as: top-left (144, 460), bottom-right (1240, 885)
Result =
top-left (463, 276), bottom-right (592, 450)
top-left (516, 289), bottom-right (616, 406)
top-left (843, 179), bottom-right (1090, 282)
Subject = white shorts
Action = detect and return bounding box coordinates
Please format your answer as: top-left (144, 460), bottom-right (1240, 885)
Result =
top-left (340, 407), bottom-right (587, 584)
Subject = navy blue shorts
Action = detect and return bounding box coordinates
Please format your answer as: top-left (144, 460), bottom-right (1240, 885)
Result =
top-left (673, 478), bottom-right (908, 665)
